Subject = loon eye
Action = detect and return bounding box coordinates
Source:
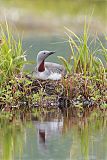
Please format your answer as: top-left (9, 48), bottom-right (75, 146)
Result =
top-left (44, 52), bottom-right (46, 54)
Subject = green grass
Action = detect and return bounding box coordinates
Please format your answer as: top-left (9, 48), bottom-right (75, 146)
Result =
top-left (0, 22), bottom-right (24, 86)
top-left (58, 22), bottom-right (107, 81)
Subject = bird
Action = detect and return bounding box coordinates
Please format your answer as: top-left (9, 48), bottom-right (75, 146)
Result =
top-left (32, 50), bottom-right (66, 80)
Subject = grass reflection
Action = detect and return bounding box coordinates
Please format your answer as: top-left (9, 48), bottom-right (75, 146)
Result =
top-left (69, 114), bottom-right (107, 160)
top-left (0, 111), bottom-right (26, 160)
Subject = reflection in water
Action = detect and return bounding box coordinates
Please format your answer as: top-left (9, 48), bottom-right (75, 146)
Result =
top-left (0, 109), bottom-right (107, 160)
top-left (0, 114), bottom-right (26, 160)
top-left (36, 120), bottom-right (63, 152)
top-left (39, 129), bottom-right (45, 143)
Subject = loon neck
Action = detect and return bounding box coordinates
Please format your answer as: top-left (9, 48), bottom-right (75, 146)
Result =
top-left (38, 60), bottom-right (45, 72)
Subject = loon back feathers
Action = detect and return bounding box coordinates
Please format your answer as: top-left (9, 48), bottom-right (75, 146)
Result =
top-left (45, 62), bottom-right (66, 76)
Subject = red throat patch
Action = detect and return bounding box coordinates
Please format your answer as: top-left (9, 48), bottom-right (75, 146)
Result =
top-left (38, 60), bottom-right (45, 72)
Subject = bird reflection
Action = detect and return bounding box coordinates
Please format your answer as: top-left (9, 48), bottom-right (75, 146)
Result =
top-left (39, 129), bottom-right (45, 144)
top-left (35, 121), bottom-right (63, 151)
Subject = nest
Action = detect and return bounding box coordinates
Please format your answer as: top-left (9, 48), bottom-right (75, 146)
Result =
top-left (0, 74), bottom-right (107, 112)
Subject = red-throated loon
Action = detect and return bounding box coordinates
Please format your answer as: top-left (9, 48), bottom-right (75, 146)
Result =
top-left (32, 50), bottom-right (66, 80)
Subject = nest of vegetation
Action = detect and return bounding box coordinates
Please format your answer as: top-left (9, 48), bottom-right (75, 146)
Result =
top-left (0, 73), bottom-right (107, 113)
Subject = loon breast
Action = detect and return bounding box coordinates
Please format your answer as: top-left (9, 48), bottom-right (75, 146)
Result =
top-left (33, 62), bottom-right (66, 80)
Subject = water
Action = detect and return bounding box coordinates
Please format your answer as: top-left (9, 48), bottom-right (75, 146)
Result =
top-left (22, 34), bottom-right (71, 72)
top-left (0, 109), bottom-right (107, 160)
top-left (22, 34), bottom-right (106, 72)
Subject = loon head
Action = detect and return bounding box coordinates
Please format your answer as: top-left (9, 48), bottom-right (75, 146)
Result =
top-left (37, 50), bottom-right (55, 72)
top-left (37, 50), bottom-right (55, 63)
